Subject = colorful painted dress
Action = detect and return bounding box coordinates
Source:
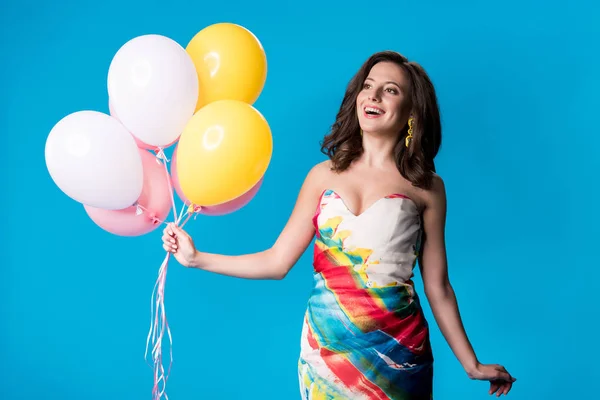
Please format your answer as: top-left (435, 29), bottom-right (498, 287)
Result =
top-left (298, 189), bottom-right (434, 400)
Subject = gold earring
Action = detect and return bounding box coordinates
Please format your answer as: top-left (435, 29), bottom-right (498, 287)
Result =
top-left (405, 116), bottom-right (414, 147)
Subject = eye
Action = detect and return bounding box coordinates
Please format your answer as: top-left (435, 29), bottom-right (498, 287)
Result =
top-left (363, 83), bottom-right (372, 89)
top-left (385, 87), bottom-right (398, 94)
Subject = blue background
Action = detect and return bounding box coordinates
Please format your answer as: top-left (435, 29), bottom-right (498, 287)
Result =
top-left (2, 0), bottom-right (599, 399)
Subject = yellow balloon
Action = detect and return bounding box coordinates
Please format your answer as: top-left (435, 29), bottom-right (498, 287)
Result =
top-left (176, 100), bottom-right (272, 206)
top-left (186, 23), bottom-right (267, 110)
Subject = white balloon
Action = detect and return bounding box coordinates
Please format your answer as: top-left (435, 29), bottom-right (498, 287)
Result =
top-left (45, 111), bottom-right (144, 210)
top-left (107, 34), bottom-right (199, 147)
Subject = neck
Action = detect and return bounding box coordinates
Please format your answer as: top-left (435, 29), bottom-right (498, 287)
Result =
top-left (360, 131), bottom-right (398, 168)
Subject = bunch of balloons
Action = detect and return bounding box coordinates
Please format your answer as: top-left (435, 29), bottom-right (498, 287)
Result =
top-left (45, 23), bottom-right (272, 237)
top-left (44, 23), bottom-right (271, 400)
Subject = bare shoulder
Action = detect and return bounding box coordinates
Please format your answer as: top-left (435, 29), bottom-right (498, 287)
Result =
top-left (421, 173), bottom-right (447, 211)
top-left (304, 160), bottom-right (333, 189)
top-left (311, 160), bottom-right (333, 175)
top-left (430, 173), bottom-right (446, 196)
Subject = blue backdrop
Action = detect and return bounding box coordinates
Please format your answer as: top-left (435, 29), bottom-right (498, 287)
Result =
top-left (2, 0), bottom-right (598, 399)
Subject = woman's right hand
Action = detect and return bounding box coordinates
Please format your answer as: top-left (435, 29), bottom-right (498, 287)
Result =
top-left (162, 223), bottom-right (197, 267)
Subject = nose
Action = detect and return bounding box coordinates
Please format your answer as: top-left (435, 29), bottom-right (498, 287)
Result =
top-left (368, 89), bottom-right (381, 102)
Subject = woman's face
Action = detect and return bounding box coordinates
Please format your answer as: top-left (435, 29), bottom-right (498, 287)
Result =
top-left (356, 61), bottom-right (410, 137)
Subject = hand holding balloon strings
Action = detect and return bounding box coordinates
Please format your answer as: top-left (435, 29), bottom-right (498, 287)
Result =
top-left (142, 148), bottom-right (209, 400)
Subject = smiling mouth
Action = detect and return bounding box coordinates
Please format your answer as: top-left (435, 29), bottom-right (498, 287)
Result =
top-left (364, 106), bottom-right (385, 118)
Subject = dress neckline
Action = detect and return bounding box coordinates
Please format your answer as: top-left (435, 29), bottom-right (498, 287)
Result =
top-left (320, 188), bottom-right (416, 218)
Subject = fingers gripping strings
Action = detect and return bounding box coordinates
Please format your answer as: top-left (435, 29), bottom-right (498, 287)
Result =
top-left (143, 147), bottom-right (198, 400)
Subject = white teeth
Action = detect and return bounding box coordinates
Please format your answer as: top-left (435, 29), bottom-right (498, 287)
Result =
top-left (365, 107), bottom-right (383, 115)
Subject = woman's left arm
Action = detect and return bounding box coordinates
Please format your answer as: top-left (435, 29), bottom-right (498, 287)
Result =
top-left (419, 175), bottom-right (516, 397)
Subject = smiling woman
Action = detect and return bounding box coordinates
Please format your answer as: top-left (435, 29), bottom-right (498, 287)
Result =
top-left (321, 51), bottom-right (441, 190)
top-left (162, 50), bottom-right (516, 399)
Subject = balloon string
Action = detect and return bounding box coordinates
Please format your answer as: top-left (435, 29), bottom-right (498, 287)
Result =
top-left (145, 252), bottom-right (173, 400)
top-left (143, 149), bottom-right (174, 400)
top-left (159, 147), bottom-right (178, 223)
top-left (144, 146), bottom-right (199, 400)
top-left (179, 212), bottom-right (193, 228)
top-left (176, 201), bottom-right (187, 225)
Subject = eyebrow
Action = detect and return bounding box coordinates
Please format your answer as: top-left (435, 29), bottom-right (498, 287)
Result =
top-left (365, 77), bottom-right (403, 90)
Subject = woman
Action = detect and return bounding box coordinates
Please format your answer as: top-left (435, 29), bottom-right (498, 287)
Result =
top-left (162, 51), bottom-right (516, 399)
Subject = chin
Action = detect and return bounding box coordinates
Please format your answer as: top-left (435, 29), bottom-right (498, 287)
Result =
top-left (360, 121), bottom-right (390, 133)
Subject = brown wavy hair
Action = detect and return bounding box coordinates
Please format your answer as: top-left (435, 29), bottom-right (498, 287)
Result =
top-left (320, 51), bottom-right (442, 189)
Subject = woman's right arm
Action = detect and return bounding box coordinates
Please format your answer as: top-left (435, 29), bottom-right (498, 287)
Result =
top-left (162, 162), bottom-right (328, 280)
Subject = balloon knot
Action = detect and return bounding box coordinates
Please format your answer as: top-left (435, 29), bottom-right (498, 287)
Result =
top-left (154, 148), bottom-right (169, 163)
top-left (187, 204), bottom-right (202, 214)
top-left (149, 212), bottom-right (159, 224)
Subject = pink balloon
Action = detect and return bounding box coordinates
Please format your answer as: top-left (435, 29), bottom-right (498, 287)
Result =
top-left (109, 100), bottom-right (177, 151)
top-left (171, 146), bottom-right (263, 216)
top-left (84, 148), bottom-right (173, 236)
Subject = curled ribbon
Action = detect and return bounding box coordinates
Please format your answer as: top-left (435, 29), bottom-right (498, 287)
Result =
top-left (144, 147), bottom-right (180, 400)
